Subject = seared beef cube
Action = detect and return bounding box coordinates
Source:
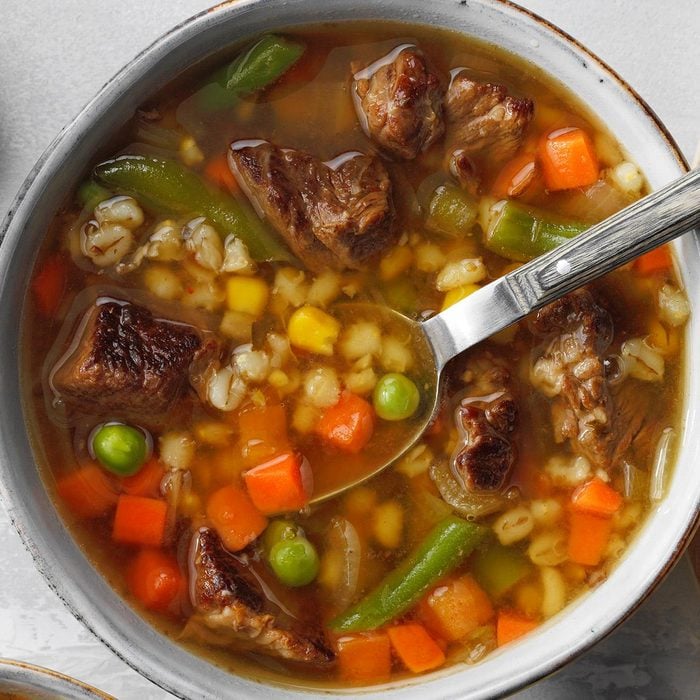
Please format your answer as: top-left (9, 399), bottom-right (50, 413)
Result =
top-left (530, 289), bottom-right (616, 468)
top-left (445, 72), bottom-right (534, 165)
top-left (191, 528), bottom-right (334, 664)
top-left (452, 353), bottom-right (518, 491)
top-left (229, 141), bottom-right (395, 271)
top-left (51, 300), bottom-right (207, 416)
top-left (352, 46), bottom-right (445, 159)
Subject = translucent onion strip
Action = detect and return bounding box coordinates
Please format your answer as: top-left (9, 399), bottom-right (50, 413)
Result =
top-left (650, 427), bottom-right (674, 502)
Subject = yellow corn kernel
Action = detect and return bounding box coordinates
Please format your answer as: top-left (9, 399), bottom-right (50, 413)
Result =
top-left (179, 491), bottom-right (202, 518)
top-left (344, 486), bottom-right (377, 519)
top-left (441, 283), bottom-right (480, 310)
top-left (287, 305), bottom-right (340, 356)
top-left (193, 421), bottom-right (233, 447)
top-left (179, 136), bottom-right (204, 166)
top-left (561, 562), bottom-right (587, 583)
top-left (226, 276), bottom-right (269, 317)
top-left (380, 245), bottom-right (413, 281)
top-left (219, 310), bottom-right (254, 342)
top-left (372, 500), bottom-right (404, 549)
top-left (491, 324), bottom-right (518, 345)
top-left (514, 581), bottom-right (543, 619)
top-left (647, 320), bottom-right (680, 357)
top-left (268, 369), bottom-right (289, 388)
top-left (292, 402), bottom-right (321, 434)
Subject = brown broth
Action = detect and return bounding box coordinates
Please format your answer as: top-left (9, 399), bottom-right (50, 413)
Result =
top-left (22, 21), bottom-right (685, 689)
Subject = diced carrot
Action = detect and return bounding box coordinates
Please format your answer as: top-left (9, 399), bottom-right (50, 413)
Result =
top-left (317, 392), bottom-right (375, 453)
top-left (496, 610), bottom-right (539, 646)
top-left (112, 495), bottom-right (167, 547)
top-left (571, 477), bottom-right (623, 517)
top-left (206, 484), bottom-right (268, 551)
top-left (121, 458), bottom-right (165, 498)
top-left (419, 574), bottom-right (494, 642)
top-left (244, 451), bottom-right (312, 514)
top-left (567, 509), bottom-right (612, 566)
top-left (539, 127), bottom-right (599, 191)
top-left (491, 154), bottom-right (538, 199)
top-left (56, 464), bottom-right (118, 519)
top-left (387, 623), bottom-right (446, 673)
top-left (32, 254), bottom-right (68, 317)
top-left (238, 403), bottom-right (289, 467)
top-left (127, 549), bottom-right (182, 612)
top-left (336, 632), bottom-right (392, 684)
top-left (203, 153), bottom-right (238, 193)
top-left (634, 246), bottom-right (672, 275)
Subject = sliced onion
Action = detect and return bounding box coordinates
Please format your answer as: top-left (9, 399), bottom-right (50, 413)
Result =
top-left (622, 459), bottom-right (648, 500)
top-left (162, 468), bottom-right (187, 543)
top-left (429, 460), bottom-right (517, 520)
top-left (557, 178), bottom-right (632, 222)
top-left (650, 427), bottom-right (674, 502)
top-left (324, 517), bottom-right (361, 609)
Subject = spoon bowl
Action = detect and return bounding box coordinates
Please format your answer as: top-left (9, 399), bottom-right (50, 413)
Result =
top-left (311, 167), bottom-right (700, 503)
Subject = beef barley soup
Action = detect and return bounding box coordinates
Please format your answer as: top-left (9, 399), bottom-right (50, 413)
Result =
top-left (22, 22), bottom-right (688, 688)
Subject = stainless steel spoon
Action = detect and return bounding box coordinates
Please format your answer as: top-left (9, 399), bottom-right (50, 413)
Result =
top-left (312, 168), bottom-right (700, 503)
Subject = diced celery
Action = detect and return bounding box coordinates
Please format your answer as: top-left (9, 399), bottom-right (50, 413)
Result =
top-left (381, 278), bottom-right (419, 316)
top-left (472, 541), bottom-right (532, 598)
top-left (426, 184), bottom-right (478, 237)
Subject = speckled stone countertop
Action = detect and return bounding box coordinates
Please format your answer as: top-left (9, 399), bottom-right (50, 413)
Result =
top-left (0, 1), bottom-right (698, 698)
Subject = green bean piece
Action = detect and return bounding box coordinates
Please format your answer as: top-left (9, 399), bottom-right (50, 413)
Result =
top-left (329, 515), bottom-right (487, 632)
top-left (94, 156), bottom-right (295, 263)
top-left (426, 184), bottom-right (478, 237)
top-left (92, 423), bottom-right (148, 477)
top-left (472, 541), bottom-right (532, 599)
top-left (269, 536), bottom-right (320, 587)
top-left (200, 35), bottom-right (305, 111)
top-left (484, 199), bottom-right (588, 262)
top-left (77, 181), bottom-right (112, 211)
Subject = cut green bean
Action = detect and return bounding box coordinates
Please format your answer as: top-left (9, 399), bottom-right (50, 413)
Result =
top-left (94, 156), bottom-right (294, 263)
top-left (484, 199), bottom-right (588, 262)
top-left (329, 515), bottom-right (487, 632)
top-left (77, 181), bottom-right (112, 211)
top-left (200, 35), bottom-right (305, 111)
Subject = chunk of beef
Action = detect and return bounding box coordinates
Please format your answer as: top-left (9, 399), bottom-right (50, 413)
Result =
top-left (445, 72), bottom-right (534, 172)
top-left (229, 141), bottom-right (396, 272)
top-left (451, 352), bottom-right (518, 491)
top-left (530, 289), bottom-right (617, 469)
top-left (191, 528), bottom-right (334, 665)
top-left (352, 45), bottom-right (445, 160)
top-left (50, 300), bottom-right (214, 417)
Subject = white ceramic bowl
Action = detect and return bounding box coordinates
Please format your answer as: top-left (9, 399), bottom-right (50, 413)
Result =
top-left (0, 1), bottom-right (697, 698)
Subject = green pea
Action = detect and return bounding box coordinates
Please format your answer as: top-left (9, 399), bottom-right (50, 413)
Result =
top-left (373, 373), bottom-right (420, 421)
top-left (92, 423), bottom-right (148, 476)
top-left (262, 520), bottom-right (299, 555)
top-left (268, 536), bottom-right (319, 587)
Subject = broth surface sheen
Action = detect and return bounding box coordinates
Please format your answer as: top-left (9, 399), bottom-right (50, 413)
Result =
top-left (22, 21), bottom-right (686, 689)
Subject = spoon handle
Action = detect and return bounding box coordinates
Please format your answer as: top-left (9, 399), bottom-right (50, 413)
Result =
top-left (423, 168), bottom-right (700, 369)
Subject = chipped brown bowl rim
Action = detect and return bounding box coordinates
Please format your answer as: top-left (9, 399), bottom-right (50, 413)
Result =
top-left (0, 658), bottom-right (114, 699)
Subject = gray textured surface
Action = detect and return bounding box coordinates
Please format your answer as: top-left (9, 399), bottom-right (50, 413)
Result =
top-left (0, 1), bottom-right (698, 698)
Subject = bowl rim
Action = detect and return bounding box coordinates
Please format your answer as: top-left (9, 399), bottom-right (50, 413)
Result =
top-left (0, 1), bottom-right (697, 699)
top-left (0, 658), bottom-right (113, 699)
